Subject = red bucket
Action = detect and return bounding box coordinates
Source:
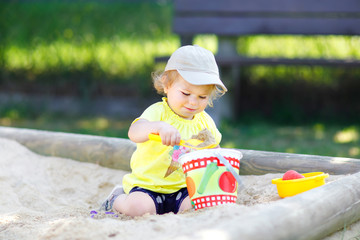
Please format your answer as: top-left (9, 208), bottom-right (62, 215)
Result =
top-left (179, 149), bottom-right (242, 210)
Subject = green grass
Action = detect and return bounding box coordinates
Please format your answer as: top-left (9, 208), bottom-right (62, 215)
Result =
top-left (0, 112), bottom-right (132, 139)
top-left (220, 121), bottom-right (359, 158)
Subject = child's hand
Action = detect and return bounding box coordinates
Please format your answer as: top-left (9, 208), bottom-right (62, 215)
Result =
top-left (157, 123), bottom-right (181, 146)
top-left (128, 119), bottom-right (181, 145)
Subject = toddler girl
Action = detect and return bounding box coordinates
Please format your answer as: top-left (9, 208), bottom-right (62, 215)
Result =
top-left (101, 45), bottom-right (227, 216)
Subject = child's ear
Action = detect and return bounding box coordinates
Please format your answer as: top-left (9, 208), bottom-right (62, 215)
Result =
top-left (161, 75), bottom-right (169, 94)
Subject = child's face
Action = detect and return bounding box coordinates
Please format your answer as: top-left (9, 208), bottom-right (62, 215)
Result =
top-left (164, 75), bottom-right (213, 120)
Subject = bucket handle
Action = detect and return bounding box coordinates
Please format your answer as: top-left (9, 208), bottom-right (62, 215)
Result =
top-left (214, 151), bottom-right (244, 190)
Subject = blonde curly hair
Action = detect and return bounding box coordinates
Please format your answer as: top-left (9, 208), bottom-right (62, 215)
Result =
top-left (152, 70), bottom-right (225, 107)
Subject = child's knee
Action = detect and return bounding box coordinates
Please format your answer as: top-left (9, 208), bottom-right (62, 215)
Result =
top-left (114, 192), bottom-right (156, 217)
top-left (179, 196), bottom-right (193, 212)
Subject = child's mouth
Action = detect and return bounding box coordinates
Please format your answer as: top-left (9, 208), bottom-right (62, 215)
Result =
top-left (185, 107), bottom-right (196, 112)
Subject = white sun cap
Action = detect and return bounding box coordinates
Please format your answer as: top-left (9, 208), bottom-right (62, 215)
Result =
top-left (165, 45), bottom-right (227, 92)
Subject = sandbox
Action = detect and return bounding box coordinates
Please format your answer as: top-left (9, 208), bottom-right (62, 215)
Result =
top-left (1, 126), bottom-right (360, 240)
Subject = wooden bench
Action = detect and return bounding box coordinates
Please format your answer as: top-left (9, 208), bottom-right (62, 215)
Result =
top-left (156, 0), bottom-right (360, 118)
top-left (167, 0), bottom-right (360, 65)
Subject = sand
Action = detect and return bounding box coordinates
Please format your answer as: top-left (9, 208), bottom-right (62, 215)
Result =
top-left (1, 137), bottom-right (359, 240)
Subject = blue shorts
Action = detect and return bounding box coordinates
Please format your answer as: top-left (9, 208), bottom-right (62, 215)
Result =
top-left (129, 187), bottom-right (189, 215)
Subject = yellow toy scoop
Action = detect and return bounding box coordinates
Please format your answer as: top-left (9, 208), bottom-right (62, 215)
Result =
top-left (148, 133), bottom-right (217, 150)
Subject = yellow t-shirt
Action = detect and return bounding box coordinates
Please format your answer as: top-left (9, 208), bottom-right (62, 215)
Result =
top-left (122, 98), bottom-right (222, 194)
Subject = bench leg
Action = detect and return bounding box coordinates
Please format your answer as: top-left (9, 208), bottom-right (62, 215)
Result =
top-left (216, 37), bottom-right (241, 120)
top-left (217, 65), bottom-right (241, 120)
top-left (207, 92), bottom-right (231, 125)
top-left (218, 37), bottom-right (238, 58)
top-left (180, 35), bottom-right (194, 46)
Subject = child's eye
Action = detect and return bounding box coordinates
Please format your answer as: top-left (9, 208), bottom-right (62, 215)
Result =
top-left (182, 92), bottom-right (190, 96)
top-left (199, 96), bottom-right (207, 99)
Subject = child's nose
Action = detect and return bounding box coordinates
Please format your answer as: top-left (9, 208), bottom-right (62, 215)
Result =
top-left (188, 96), bottom-right (198, 106)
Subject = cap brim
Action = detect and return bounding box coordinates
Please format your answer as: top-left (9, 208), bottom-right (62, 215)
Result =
top-left (177, 70), bottom-right (228, 92)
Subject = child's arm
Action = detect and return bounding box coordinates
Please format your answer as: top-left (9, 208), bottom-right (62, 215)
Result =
top-left (128, 119), bottom-right (181, 146)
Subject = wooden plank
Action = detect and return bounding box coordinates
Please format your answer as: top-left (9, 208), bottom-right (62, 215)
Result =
top-left (215, 56), bottom-right (360, 67)
top-left (1, 127), bottom-right (360, 176)
top-left (156, 56), bottom-right (360, 67)
top-left (174, 17), bottom-right (360, 36)
top-left (239, 149), bottom-right (360, 175)
top-left (0, 126), bottom-right (135, 171)
top-left (227, 172), bottom-right (360, 239)
top-left (175, 0), bottom-right (360, 13)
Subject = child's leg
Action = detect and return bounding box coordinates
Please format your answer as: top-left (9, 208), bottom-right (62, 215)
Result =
top-left (178, 196), bottom-right (193, 212)
top-left (113, 191), bottom-right (156, 217)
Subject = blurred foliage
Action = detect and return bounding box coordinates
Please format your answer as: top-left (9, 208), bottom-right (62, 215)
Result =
top-left (1, 1), bottom-right (359, 91)
top-left (0, 0), bottom-right (178, 95)
top-left (1, 0), bottom-right (360, 149)
top-left (238, 35), bottom-right (360, 59)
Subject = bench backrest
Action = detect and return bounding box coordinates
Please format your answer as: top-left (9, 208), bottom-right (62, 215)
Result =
top-left (174, 0), bottom-right (360, 36)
